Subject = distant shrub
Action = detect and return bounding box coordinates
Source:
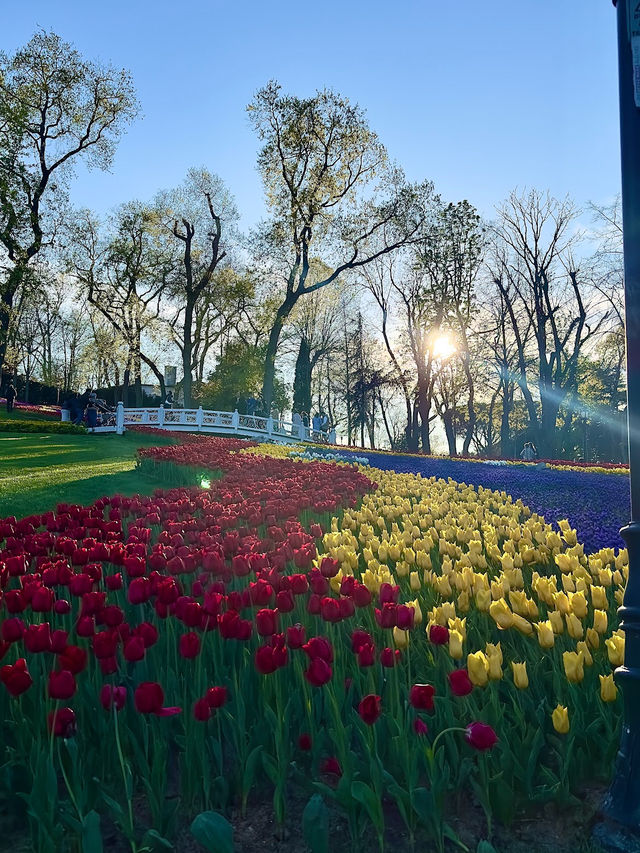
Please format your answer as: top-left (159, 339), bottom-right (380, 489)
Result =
top-left (0, 419), bottom-right (86, 435)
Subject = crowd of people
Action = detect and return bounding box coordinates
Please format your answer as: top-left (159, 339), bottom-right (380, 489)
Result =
top-left (62, 390), bottom-right (116, 428)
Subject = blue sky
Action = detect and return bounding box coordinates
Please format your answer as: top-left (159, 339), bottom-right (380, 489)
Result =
top-left (3, 0), bottom-right (620, 230)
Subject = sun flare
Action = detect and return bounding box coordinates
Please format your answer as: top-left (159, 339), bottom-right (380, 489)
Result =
top-left (431, 333), bottom-right (456, 360)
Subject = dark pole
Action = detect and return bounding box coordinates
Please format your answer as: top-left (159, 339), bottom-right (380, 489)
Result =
top-left (601, 0), bottom-right (640, 833)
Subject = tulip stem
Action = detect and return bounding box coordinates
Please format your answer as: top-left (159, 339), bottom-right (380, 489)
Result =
top-left (56, 740), bottom-right (83, 824)
top-left (113, 704), bottom-right (137, 853)
top-left (430, 726), bottom-right (466, 754)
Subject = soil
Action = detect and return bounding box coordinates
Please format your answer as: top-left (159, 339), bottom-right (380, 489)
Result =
top-left (0, 783), bottom-right (609, 853)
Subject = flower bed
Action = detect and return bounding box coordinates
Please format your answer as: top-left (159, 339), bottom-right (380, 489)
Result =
top-left (0, 437), bottom-right (628, 851)
top-left (0, 400), bottom-right (61, 418)
top-left (337, 449), bottom-right (630, 554)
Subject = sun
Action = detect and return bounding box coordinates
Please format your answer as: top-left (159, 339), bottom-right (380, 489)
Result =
top-left (431, 333), bottom-right (456, 360)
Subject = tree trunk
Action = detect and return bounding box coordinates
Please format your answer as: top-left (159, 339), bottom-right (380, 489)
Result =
top-left (262, 293), bottom-right (298, 409)
top-left (500, 380), bottom-right (513, 458)
top-left (182, 299), bottom-right (195, 408)
top-left (0, 265), bottom-right (24, 374)
top-left (443, 410), bottom-right (457, 456)
top-left (461, 357), bottom-right (476, 456)
top-left (539, 399), bottom-right (560, 458)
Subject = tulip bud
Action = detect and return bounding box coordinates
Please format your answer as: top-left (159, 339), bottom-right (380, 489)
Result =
top-left (605, 634), bottom-right (625, 667)
top-left (511, 661), bottom-right (528, 689)
top-left (393, 627), bottom-right (410, 650)
top-left (535, 620), bottom-right (555, 649)
top-left (565, 612), bottom-right (584, 640)
top-left (549, 610), bottom-right (564, 634)
top-left (552, 704), bottom-right (570, 734)
top-left (563, 650), bottom-right (585, 683)
top-left (599, 673), bottom-right (618, 703)
top-left (448, 629), bottom-right (464, 660)
top-left (593, 609), bottom-right (608, 635)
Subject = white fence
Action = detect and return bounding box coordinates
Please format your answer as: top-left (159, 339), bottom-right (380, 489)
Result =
top-left (103, 403), bottom-right (333, 443)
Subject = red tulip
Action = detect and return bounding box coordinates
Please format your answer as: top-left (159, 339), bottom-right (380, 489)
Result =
top-left (0, 658), bottom-right (33, 696)
top-left (31, 586), bottom-right (54, 612)
top-left (123, 636), bottom-right (146, 663)
top-left (1, 617), bottom-right (25, 643)
top-left (320, 597), bottom-right (341, 623)
top-left (286, 624), bottom-right (306, 649)
top-left (375, 603), bottom-right (397, 629)
top-left (298, 732), bottom-right (312, 750)
top-left (58, 645), bottom-right (87, 674)
top-left (24, 622), bottom-right (52, 652)
top-left (48, 670), bottom-right (76, 700)
top-left (413, 718), bottom-right (429, 736)
top-left (379, 583), bottom-right (400, 605)
top-left (134, 682), bottom-right (181, 716)
top-left (320, 757), bottom-right (342, 777)
top-left (193, 697), bottom-right (211, 721)
top-left (54, 599), bottom-right (71, 615)
top-left (303, 636), bottom-right (333, 663)
top-left (48, 707), bottom-right (76, 738)
top-left (429, 624), bottom-right (450, 645)
top-left (99, 655), bottom-right (118, 675)
top-left (380, 647), bottom-right (401, 668)
top-left (135, 622), bottom-right (159, 648)
top-left (276, 589), bottom-right (295, 612)
top-left (396, 604), bottom-right (415, 630)
top-left (319, 557), bottom-right (339, 578)
top-left (351, 629), bottom-right (373, 653)
top-left (93, 630), bottom-right (118, 659)
top-left (105, 573), bottom-right (123, 591)
top-left (255, 608), bottom-right (279, 637)
top-left (352, 584), bottom-right (372, 608)
top-left (357, 643), bottom-right (376, 668)
top-left (304, 657), bottom-right (332, 687)
top-left (128, 577), bottom-right (151, 605)
top-left (255, 644), bottom-right (278, 675)
top-left (358, 694), bottom-right (382, 725)
top-left (100, 684), bottom-right (127, 711)
top-left (409, 684), bottom-right (435, 711)
top-left (206, 686), bottom-right (228, 708)
top-left (179, 632), bottom-right (201, 659)
top-left (50, 629), bottom-right (69, 654)
top-left (306, 593), bottom-right (322, 615)
top-left (465, 721), bottom-right (498, 751)
top-left (449, 669), bottom-right (474, 697)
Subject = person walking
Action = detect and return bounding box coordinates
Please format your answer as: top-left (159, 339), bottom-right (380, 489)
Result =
top-left (520, 442), bottom-right (536, 462)
top-left (5, 382), bottom-right (16, 413)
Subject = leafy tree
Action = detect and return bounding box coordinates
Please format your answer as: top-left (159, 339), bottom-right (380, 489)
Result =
top-left (0, 30), bottom-right (138, 371)
top-left (248, 81), bottom-right (436, 408)
top-left (201, 339), bottom-right (287, 413)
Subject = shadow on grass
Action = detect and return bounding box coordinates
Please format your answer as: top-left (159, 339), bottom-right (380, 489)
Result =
top-left (0, 467), bottom-right (169, 518)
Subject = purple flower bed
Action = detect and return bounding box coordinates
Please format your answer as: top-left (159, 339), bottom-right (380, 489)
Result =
top-left (345, 452), bottom-right (631, 554)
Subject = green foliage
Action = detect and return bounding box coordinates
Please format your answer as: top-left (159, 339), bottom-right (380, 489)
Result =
top-left (0, 418), bottom-right (86, 434)
top-left (189, 811), bottom-right (234, 853)
top-left (201, 339), bottom-right (288, 412)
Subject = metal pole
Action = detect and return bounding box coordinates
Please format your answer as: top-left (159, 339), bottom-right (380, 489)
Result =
top-left (601, 0), bottom-right (640, 834)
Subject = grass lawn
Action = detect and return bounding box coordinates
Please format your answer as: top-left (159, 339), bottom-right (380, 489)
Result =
top-left (0, 431), bottom-right (175, 518)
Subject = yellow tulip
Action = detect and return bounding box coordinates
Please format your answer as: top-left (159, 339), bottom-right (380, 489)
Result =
top-left (512, 613), bottom-right (534, 635)
top-left (605, 634), bottom-right (625, 667)
top-left (576, 641), bottom-right (593, 667)
top-left (393, 627), bottom-right (410, 650)
top-left (457, 590), bottom-right (470, 612)
top-left (549, 610), bottom-right (564, 635)
top-left (593, 610), bottom-right (608, 635)
top-left (599, 673), bottom-right (618, 703)
top-left (553, 592), bottom-right (570, 615)
top-left (448, 617), bottom-right (467, 641)
top-left (535, 620), bottom-right (555, 649)
top-left (467, 651), bottom-right (489, 687)
top-left (552, 704), bottom-right (570, 734)
top-left (448, 629), bottom-right (464, 660)
top-left (569, 591), bottom-right (588, 619)
top-left (565, 612), bottom-right (584, 640)
top-left (485, 642), bottom-right (503, 664)
top-left (409, 598), bottom-right (423, 626)
top-left (511, 661), bottom-right (529, 689)
top-left (475, 589), bottom-right (491, 611)
top-left (489, 599), bottom-right (514, 629)
top-left (586, 627), bottom-right (600, 649)
top-left (409, 571), bottom-right (421, 591)
top-left (563, 650), bottom-right (585, 683)
top-left (590, 585), bottom-right (608, 609)
top-left (487, 652), bottom-right (503, 680)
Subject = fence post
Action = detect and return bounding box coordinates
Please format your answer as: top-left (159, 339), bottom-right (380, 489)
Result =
top-left (266, 416), bottom-right (274, 436)
top-left (158, 405), bottom-right (165, 428)
top-left (116, 402), bottom-right (125, 435)
top-left (232, 409), bottom-right (239, 432)
top-left (196, 406), bottom-right (204, 431)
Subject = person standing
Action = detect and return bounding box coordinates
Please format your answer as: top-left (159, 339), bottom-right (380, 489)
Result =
top-left (5, 382), bottom-right (16, 413)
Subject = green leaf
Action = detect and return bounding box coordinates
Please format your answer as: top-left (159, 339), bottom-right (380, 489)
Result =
top-left (477, 841), bottom-right (499, 853)
top-left (351, 781), bottom-right (383, 837)
top-left (302, 794), bottom-right (329, 853)
top-left (140, 828), bottom-right (174, 850)
top-left (190, 811), bottom-right (234, 853)
top-left (82, 810), bottom-right (103, 853)
top-left (242, 745), bottom-right (263, 796)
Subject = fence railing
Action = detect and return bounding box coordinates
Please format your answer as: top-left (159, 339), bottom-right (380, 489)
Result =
top-left (109, 403), bottom-right (334, 443)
